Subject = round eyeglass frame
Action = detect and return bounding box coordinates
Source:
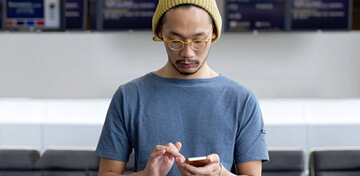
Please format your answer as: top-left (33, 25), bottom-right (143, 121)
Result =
top-left (163, 37), bottom-right (212, 51)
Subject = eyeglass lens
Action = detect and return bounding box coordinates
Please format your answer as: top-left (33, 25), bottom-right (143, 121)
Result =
top-left (169, 41), bottom-right (206, 50)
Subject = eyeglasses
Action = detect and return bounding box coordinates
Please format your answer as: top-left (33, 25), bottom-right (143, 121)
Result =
top-left (163, 37), bottom-right (211, 51)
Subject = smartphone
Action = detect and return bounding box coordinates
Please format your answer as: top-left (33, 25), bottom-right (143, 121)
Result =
top-left (185, 156), bottom-right (210, 167)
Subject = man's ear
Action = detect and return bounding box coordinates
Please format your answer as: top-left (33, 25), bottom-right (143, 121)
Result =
top-left (152, 29), bottom-right (163, 41)
top-left (158, 30), bottom-right (163, 39)
top-left (212, 28), bottom-right (217, 40)
top-left (153, 29), bottom-right (163, 41)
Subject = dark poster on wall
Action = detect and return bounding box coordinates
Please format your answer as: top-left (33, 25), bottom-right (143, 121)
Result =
top-left (7, 0), bottom-right (44, 18)
top-left (88, 0), bottom-right (96, 30)
top-left (5, 0), bottom-right (64, 31)
top-left (353, 0), bottom-right (360, 29)
top-left (0, 0), bottom-right (3, 30)
top-left (66, 0), bottom-right (86, 30)
top-left (100, 0), bottom-right (157, 30)
top-left (225, 0), bottom-right (286, 31)
top-left (291, 0), bottom-right (351, 30)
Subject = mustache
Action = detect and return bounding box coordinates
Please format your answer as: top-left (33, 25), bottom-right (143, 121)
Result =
top-left (176, 59), bottom-right (200, 64)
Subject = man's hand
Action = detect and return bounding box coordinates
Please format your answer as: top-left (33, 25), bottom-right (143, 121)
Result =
top-left (176, 153), bottom-right (223, 176)
top-left (142, 142), bottom-right (184, 176)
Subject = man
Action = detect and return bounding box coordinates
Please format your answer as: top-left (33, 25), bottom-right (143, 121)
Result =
top-left (96, 0), bottom-right (269, 175)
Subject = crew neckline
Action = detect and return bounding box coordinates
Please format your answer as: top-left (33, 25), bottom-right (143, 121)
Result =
top-left (149, 72), bottom-right (223, 83)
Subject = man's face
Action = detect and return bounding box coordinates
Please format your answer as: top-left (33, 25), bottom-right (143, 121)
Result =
top-left (159, 6), bottom-right (216, 76)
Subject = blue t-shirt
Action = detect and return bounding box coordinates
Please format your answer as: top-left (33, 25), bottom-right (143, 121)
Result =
top-left (96, 73), bottom-right (269, 175)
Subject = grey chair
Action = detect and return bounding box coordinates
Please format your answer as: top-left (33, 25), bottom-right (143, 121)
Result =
top-left (262, 150), bottom-right (305, 176)
top-left (0, 149), bottom-right (41, 176)
top-left (36, 149), bottom-right (99, 176)
top-left (123, 150), bottom-right (135, 174)
top-left (309, 149), bottom-right (360, 176)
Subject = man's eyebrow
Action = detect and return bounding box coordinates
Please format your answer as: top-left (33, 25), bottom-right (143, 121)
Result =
top-left (169, 31), bottom-right (182, 37)
top-left (193, 32), bottom-right (206, 36)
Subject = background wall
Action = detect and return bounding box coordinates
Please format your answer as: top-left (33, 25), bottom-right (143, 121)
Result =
top-left (1, 0), bottom-right (360, 98)
top-left (1, 31), bottom-right (360, 98)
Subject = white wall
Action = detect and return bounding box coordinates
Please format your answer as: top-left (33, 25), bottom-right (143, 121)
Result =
top-left (1, 0), bottom-right (360, 98)
top-left (1, 31), bottom-right (360, 98)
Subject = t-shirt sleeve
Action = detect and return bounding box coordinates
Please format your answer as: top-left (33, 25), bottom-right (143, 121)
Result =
top-left (234, 92), bottom-right (269, 164)
top-left (96, 87), bottom-right (132, 162)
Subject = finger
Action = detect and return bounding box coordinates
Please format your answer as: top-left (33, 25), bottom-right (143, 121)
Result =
top-left (175, 142), bottom-right (182, 151)
top-left (149, 148), bottom-right (166, 160)
top-left (155, 143), bottom-right (184, 159)
top-left (164, 143), bottom-right (178, 153)
top-left (175, 156), bottom-right (185, 165)
top-left (175, 157), bottom-right (194, 175)
top-left (149, 150), bottom-right (166, 160)
top-left (207, 153), bottom-right (220, 163)
top-left (165, 142), bottom-right (176, 147)
top-left (183, 162), bottom-right (219, 175)
top-left (163, 143), bottom-right (184, 158)
top-left (165, 148), bottom-right (184, 159)
top-left (154, 144), bottom-right (175, 153)
top-left (165, 142), bottom-right (181, 152)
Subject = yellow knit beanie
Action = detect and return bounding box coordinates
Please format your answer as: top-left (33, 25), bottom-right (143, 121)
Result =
top-left (152, 0), bottom-right (222, 43)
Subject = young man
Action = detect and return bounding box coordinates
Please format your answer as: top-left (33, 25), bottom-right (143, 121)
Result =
top-left (96, 0), bottom-right (269, 175)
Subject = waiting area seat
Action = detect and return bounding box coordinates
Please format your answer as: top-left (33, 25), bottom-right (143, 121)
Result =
top-left (36, 149), bottom-right (100, 176)
top-left (262, 149), bottom-right (305, 176)
top-left (0, 149), bottom-right (41, 176)
top-left (11, 148), bottom-right (360, 176)
top-left (123, 150), bottom-right (135, 174)
top-left (309, 149), bottom-right (360, 176)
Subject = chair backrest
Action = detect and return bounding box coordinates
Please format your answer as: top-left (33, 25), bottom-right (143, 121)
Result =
top-left (36, 149), bottom-right (99, 176)
top-left (309, 149), bottom-right (360, 176)
top-left (262, 150), bottom-right (305, 176)
top-left (123, 150), bottom-right (135, 174)
top-left (0, 149), bottom-right (41, 176)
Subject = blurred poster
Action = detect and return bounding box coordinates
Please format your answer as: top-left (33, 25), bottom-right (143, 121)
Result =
top-left (353, 0), bottom-right (360, 29)
top-left (226, 0), bottom-right (286, 31)
top-left (5, 0), bottom-right (64, 30)
top-left (66, 0), bottom-right (86, 30)
top-left (291, 0), bottom-right (351, 30)
top-left (101, 0), bottom-right (157, 30)
top-left (88, 0), bottom-right (96, 30)
top-left (0, 0), bottom-right (3, 30)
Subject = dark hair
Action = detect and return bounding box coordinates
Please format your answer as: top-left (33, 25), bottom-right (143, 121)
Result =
top-left (155, 4), bottom-right (216, 38)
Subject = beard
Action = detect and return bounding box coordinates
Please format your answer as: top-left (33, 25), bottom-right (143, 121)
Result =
top-left (172, 59), bottom-right (201, 75)
top-left (169, 50), bottom-right (210, 76)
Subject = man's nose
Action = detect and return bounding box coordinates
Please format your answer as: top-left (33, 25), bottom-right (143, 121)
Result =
top-left (181, 44), bottom-right (195, 58)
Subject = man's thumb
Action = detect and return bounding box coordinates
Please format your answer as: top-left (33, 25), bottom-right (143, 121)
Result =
top-left (175, 142), bottom-right (182, 151)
